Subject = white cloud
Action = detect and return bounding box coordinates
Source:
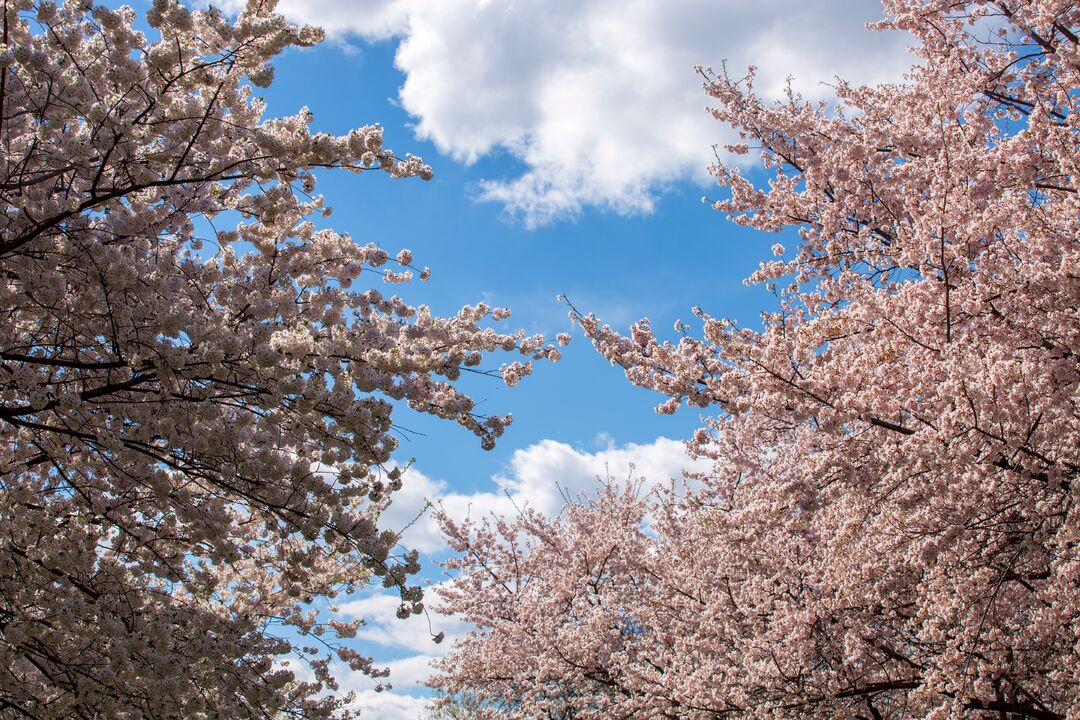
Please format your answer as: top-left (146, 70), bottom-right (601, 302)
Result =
top-left (258, 0), bottom-right (914, 225)
top-left (216, 0), bottom-right (410, 39)
top-left (330, 589), bottom-right (455, 718)
top-left (349, 689), bottom-right (432, 720)
top-left (493, 434), bottom-right (706, 513)
top-left (381, 436), bottom-right (708, 554)
top-left (377, 467), bottom-right (447, 555)
top-left (335, 652), bottom-right (443, 692)
top-left (337, 587), bottom-right (469, 656)
top-left (273, 654), bottom-right (435, 718)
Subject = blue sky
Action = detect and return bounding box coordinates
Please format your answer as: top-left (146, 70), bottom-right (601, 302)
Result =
top-left (143, 1), bottom-right (919, 715)
top-left (259, 38), bottom-right (760, 472)
top-left (264, 40), bottom-right (764, 711)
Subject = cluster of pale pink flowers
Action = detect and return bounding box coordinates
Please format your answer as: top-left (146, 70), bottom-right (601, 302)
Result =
top-left (0, 1), bottom-right (561, 718)
top-left (433, 2), bottom-right (1080, 719)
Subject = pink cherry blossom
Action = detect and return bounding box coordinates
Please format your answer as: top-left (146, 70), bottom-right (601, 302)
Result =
top-left (432, 2), bottom-right (1080, 719)
top-left (0, 1), bottom-right (560, 717)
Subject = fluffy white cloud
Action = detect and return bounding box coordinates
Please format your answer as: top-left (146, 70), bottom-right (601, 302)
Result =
top-left (337, 588), bottom-right (470, 656)
top-left (348, 689), bottom-right (432, 720)
top-left (253, 0), bottom-right (914, 225)
top-left (380, 435), bottom-right (709, 554)
top-left (216, 0), bottom-right (410, 39)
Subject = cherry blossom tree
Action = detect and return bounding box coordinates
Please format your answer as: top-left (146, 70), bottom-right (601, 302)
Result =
top-left (432, 1), bottom-right (1080, 718)
top-left (0, 1), bottom-right (561, 717)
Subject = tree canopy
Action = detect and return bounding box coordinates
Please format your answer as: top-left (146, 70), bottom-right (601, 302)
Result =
top-left (0, 1), bottom-right (559, 717)
top-left (431, 1), bottom-right (1080, 718)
